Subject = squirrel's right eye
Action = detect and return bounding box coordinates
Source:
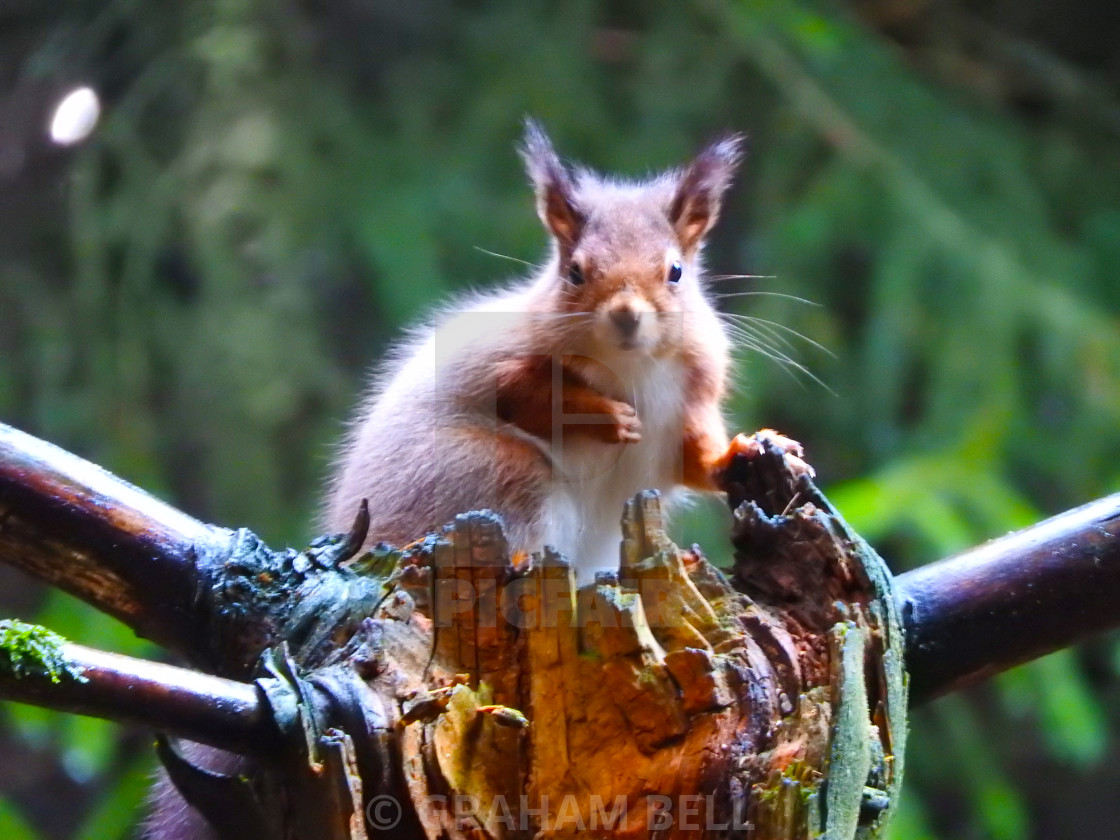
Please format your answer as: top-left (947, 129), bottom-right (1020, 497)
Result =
top-left (567, 263), bottom-right (585, 285)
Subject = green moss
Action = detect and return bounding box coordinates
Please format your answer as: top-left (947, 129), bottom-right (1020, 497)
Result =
top-left (0, 620), bottom-right (86, 684)
top-left (756, 784), bottom-right (780, 804)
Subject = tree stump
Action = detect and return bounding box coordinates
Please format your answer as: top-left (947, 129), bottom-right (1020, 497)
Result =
top-left (155, 435), bottom-right (902, 839)
top-left (0, 424), bottom-right (906, 840)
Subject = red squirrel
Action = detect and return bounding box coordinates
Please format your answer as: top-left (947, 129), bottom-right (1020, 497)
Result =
top-left (325, 121), bottom-right (782, 580)
top-left (146, 123), bottom-right (806, 840)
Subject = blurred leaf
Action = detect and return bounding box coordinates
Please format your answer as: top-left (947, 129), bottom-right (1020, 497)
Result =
top-left (999, 652), bottom-right (1108, 767)
top-left (936, 696), bottom-right (1031, 840)
top-left (0, 799), bottom-right (40, 840)
top-left (882, 792), bottom-right (937, 840)
top-left (60, 717), bottom-right (118, 784)
top-left (73, 754), bottom-right (154, 840)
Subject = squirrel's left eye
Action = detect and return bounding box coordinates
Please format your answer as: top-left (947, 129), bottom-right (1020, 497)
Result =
top-left (667, 261), bottom-right (683, 284)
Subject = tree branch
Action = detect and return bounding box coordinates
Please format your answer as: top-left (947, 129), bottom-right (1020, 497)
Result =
top-left (0, 638), bottom-right (280, 755)
top-left (896, 492), bottom-right (1120, 704)
top-left (0, 422), bottom-right (384, 679)
top-left (7, 419), bottom-right (1120, 710)
top-left (0, 423), bottom-right (234, 662)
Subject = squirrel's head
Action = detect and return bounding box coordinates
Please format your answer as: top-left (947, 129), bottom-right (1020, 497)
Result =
top-left (521, 119), bottom-right (743, 357)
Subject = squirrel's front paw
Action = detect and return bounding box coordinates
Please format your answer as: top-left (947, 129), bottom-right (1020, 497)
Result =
top-left (715, 429), bottom-right (814, 478)
top-left (562, 387), bottom-right (642, 444)
top-left (607, 400), bottom-right (642, 444)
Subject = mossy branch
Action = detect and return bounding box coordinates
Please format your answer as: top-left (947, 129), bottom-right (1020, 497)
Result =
top-left (0, 620), bottom-right (280, 755)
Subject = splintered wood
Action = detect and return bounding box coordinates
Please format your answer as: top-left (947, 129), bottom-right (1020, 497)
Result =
top-left (381, 437), bottom-right (906, 839)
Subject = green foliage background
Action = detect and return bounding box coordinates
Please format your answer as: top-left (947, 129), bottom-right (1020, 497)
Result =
top-left (2, 0), bottom-right (1120, 837)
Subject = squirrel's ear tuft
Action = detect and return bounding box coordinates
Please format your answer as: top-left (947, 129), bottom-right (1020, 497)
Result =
top-left (670, 133), bottom-right (746, 253)
top-left (521, 119), bottom-right (584, 247)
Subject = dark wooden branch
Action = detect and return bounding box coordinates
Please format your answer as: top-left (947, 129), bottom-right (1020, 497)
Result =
top-left (0, 641), bottom-right (280, 755)
top-left (0, 423), bottom-right (384, 679)
top-left (6, 418), bottom-right (1120, 709)
top-left (0, 423), bottom-right (234, 662)
top-left (6, 418), bottom-right (1120, 707)
top-left (896, 492), bottom-right (1120, 704)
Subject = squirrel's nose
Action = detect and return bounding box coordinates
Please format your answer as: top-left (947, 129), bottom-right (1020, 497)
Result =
top-left (609, 307), bottom-right (641, 337)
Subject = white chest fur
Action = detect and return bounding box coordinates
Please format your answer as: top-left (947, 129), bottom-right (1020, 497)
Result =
top-left (539, 355), bottom-right (691, 581)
